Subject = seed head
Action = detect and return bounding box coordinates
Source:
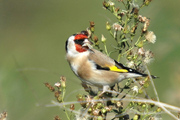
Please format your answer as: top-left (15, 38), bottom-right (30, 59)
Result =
top-left (144, 50), bottom-right (154, 64)
top-left (127, 61), bottom-right (134, 68)
top-left (145, 31), bottom-right (156, 44)
top-left (138, 15), bottom-right (147, 23)
top-left (142, 18), bottom-right (150, 32)
top-left (112, 23), bottom-right (123, 31)
top-left (138, 47), bottom-right (145, 56)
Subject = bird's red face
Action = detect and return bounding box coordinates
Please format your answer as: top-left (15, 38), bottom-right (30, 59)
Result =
top-left (74, 33), bottom-right (92, 53)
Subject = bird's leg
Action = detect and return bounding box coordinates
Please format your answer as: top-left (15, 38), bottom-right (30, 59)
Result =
top-left (81, 82), bottom-right (89, 92)
top-left (98, 85), bottom-right (110, 97)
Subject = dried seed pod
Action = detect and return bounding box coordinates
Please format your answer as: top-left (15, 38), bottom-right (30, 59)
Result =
top-left (54, 116), bottom-right (61, 120)
top-left (93, 35), bottom-right (99, 43)
top-left (70, 104), bottom-right (75, 110)
top-left (44, 83), bottom-right (55, 92)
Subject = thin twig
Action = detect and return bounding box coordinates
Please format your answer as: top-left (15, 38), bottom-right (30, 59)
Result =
top-left (145, 65), bottom-right (159, 101)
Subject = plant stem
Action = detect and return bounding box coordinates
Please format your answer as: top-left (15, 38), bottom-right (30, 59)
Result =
top-left (62, 88), bottom-right (70, 120)
top-left (103, 42), bottom-right (109, 56)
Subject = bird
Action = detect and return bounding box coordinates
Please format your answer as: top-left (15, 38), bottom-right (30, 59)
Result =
top-left (65, 30), bottom-right (155, 94)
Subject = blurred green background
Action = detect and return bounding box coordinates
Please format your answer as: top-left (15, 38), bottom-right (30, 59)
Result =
top-left (0, 0), bottom-right (180, 119)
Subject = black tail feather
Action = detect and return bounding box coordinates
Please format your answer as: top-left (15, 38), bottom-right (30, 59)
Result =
top-left (114, 60), bottom-right (158, 79)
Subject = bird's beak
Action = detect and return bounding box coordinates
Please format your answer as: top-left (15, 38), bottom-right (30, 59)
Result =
top-left (82, 39), bottom-right (93, 49)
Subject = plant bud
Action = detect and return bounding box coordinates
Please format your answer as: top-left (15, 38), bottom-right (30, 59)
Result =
top-left (106, 22), bottom-right (111, 31)
top-left (57, 95), bottom-right (62, 102)
top-left (96, 103), bottom-right (103, 109)
top-left (101, 108), bottom-right (107, 114)
top-left (116, 101), bottom-right (123, 108)
top-left (144, 0), bottom-right (152, 6)
top-left (133, 114), bottom-right (140, 120)
top-left (138, 88), bottom-right (143, 94)
top-left (97, 116), bottom-right (103, 120)
top-left (60, 76), bottom-right (66, 88)
top-left (103, 1), bottom-right (110, 9)
top-left (88, 107), bottom-right (92, 113)
top-left (156, 107), bottom-right (162, 112)
top-left (136, 41), bottom-right (144, 48)
top-left (101, 34), bottom-right (106, 42)
top-left (90, 26), bottom-right (95, 32)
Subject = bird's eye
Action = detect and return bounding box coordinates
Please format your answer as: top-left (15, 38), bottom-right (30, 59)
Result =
top-left (74, 39), bottom-right (84, 45)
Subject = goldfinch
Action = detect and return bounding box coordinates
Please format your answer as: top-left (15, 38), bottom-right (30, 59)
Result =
top-left (65, 31), bottom-right (153, 93)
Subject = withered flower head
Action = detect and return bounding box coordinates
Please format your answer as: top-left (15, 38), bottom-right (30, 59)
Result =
top-left (54, 91), bottom-right (60, 98)
top-left (44, 82), bottom-right (55, 92)
top-left (142, 18), bottom-right (150, 32)
top-left (144, 50), bottom-right (154, 64)
top-left (93, 35), bottom-right (99, 43)
top-left (138, 47), bottom-right (145, 56)
top-left (70, 104), bottom-right (75, 111)
top-left (132, 7), bottom-right (139, 15)
top-left (54, 116), bottom-right (61, 120)
top-left (54, 82), bottom-right (61, 88)
top-left (89, 21), bottom-right (95, 27)
top-left (138, 15), bottom-right (147, 23)
top-left (145, 31), bottom-right (156, 44)
top-left (0, 111), bottom-right (7, 120)
top-left (112, 23), bottom-right (123, 31)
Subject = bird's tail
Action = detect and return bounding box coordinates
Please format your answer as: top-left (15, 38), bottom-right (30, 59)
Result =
top-left (141, 73), bottom-right (158, 79)
top-left (115, 60), bottom-right (158, 79)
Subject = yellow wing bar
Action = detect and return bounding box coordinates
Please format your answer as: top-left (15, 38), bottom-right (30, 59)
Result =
top-left (109, 66), bottom-right (128, 73)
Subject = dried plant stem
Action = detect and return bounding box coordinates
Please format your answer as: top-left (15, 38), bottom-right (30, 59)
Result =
top-left (103, 42), bottom-right (109, 56)
top-left (145, 65), bottom-right (160, 102)
top-left (47, 97), bottom-right (180, 120)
